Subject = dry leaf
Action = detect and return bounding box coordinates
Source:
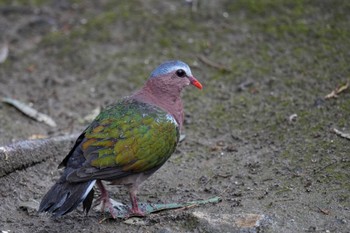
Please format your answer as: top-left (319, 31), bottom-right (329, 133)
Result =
top-left (325, 81), bottom-right (349, 99)
top-left (28, 134), bottom-right (47, 140)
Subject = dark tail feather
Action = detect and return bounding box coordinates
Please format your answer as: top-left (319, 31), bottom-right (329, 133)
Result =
top-left (83, 188), bottom-right (95, 214)
top-left (39, 179), bottom-right (96, 217)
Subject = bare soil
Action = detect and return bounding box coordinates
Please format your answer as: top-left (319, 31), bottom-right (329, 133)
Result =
top-left (0, 1), bottom-right (349, 232)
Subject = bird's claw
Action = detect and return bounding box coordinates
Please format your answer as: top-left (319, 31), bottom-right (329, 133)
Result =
top-left (126, 205), bottom-right (146, 218)
top-left (124, 210), bottom-right (146, 219)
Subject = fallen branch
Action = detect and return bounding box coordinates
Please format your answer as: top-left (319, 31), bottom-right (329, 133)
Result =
top-left (197, 55), bottom-right (231, 72)
top-left (333, 128), bottom-right (350, 140)
top-left (0, 134), bottom-right (79, 177)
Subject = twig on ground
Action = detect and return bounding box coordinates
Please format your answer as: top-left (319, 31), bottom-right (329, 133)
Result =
top-left (2, 97), bottom-right (57, 127)
top-left (317, 207), bottom-right (330, 215)
top-left (332, 128), bottom-right (350, 140)
top-left (197, 55), bottom-right (231, 72)
top-left (313, 160), bottom-right (338, 174)
top-left (0, 42), bottom-right (9, 63)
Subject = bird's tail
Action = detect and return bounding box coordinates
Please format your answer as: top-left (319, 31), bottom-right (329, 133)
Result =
top-left (38, 176), bottom-right (96, 217)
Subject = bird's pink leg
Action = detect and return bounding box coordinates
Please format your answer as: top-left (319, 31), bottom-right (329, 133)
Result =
top-left (128, 188), bottom-right (145, 216)
top-left (96, 180), bottom-right (117, 218)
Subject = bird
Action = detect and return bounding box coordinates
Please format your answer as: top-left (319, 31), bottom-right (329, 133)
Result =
top-left (38, 60), bottom-right (202, 218)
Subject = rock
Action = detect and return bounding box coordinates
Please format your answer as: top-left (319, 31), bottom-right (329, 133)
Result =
top-left (157, 228), bottom-right (173, 233)
top-left (18, 199), bottom-right (40, 214)
top-left (191, 211), bottom-right (272, 233)
top-left (123, 218), bottom-right (147, 225)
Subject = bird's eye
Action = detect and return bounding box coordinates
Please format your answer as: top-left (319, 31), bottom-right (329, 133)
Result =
top-left (176, 69), bottom-right (186, 78)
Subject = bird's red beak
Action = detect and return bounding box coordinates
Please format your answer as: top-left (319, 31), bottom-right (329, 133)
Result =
top-left (188, 76), bottom-right (203, 90)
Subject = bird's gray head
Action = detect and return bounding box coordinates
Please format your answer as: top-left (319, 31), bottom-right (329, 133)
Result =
top-left (149, 60), bottom-right (193, 79)
top-left (148, 60), bottom-right (202, 90)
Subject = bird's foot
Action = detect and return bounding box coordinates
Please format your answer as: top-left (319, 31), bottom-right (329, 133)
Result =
top-left (129, 208), bottom-right (145, 217)
top-left (124, 208), bottom-right (145, 219)
top-left (124, 204), bottom-right (146, 218)
top-left (126, 188), bottom-right (146, 218)
top-left (95, 180), bottom-right (124, 219)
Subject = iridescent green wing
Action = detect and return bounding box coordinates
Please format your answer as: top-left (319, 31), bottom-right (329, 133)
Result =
top-left (67, 99), bottom-right (179, 182)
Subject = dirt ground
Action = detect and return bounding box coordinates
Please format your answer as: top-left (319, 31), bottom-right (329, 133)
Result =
top-left (0, 1), bottom-right (349, 232)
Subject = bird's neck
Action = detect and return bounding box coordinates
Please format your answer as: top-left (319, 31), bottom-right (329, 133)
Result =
top-left (131, 80), bottom-right (184, 129)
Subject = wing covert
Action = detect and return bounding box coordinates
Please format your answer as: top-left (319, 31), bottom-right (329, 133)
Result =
top-left (66, 100), bottom-right (179, 182)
